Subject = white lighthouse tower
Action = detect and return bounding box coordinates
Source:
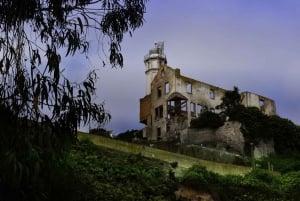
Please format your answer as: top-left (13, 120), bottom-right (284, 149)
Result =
top-left (144, 42), bottom-right (167, 95)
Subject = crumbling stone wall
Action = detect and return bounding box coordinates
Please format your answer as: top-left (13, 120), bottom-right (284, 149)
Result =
top-left (181, 121), bottom-right (244, 154)
top-left (180, 121), bottom-right (274, 157)
top-left (215, 121), bottom-right (244, 153)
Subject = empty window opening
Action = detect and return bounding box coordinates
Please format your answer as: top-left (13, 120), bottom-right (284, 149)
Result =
top-left (186, 82), bottom-right (192, 94)
top-left (168, 100), bottom-right (175, 107)
top-left (166, 124), bottom-right (170, 133)
top-left (159, 105), bottom-right (163, 118)
top-left (259, 99), bottom-right (265, 107)
top-left (157, 127), bottom-right (161, 141)
top-left (155, 105), bottom-right (163, 120)
top-left (167, 100), bottom-right (176, 118)
top-left (165, 82), bottom-right (170, 94)
top-left (167, 113), bottom-right (171, 119)
top-left (157, 86), bottom-right (162, 97)
top-left (197, 104), bottom-right (202, 116)
top-left (190, 102), bottom-right (196, 117)
top-left (181, 100), bottom-right (187, 112)
top-left (210, 89), bottom-right (215, 99)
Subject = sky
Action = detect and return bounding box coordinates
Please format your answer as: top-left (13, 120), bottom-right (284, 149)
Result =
top-left (66, 0), bottom-right (300, 134)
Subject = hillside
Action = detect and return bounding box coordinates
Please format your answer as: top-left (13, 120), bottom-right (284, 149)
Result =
top-left (78, 132), bottom-right (251, 176)
top-left (74, 133), bottom-right (300, 201)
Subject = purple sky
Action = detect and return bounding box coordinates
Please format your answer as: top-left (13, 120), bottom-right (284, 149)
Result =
top-left (66, 0), bottom-right (300, 133)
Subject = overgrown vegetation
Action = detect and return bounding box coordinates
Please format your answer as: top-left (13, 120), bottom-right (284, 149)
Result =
top-left (190, 111), bottom-right (224, 129)
top-left (230, 105), bottom-right (300, 154)
top-left (181, 165), bottom-right (300, 201)
top-left (191, 86), bottom-right (300, 155)
top-left (46, 140), bottom-right (177, 201)
top-left (257, 154), bottom-right (300, 173)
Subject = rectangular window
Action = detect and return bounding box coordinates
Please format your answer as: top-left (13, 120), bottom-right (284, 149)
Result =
top-left (159, 105), bottom-right (163, 118)
top-left (259, 99), bottom-right (265, 107)
top-left (165, 82), bottom-right (170, 94)
top-left (210, 89), bottom-right (215, 99)
top-left (167, 100), bottom-right (175, 118)
top-left (166, 124), bottom-right (170, 132)
top-left (197, 104), bottom-right (202, 116)
top-left (186, 82), bottom-right (192, 94)
top-left (181, 100), bottom-right (187, 112)
top-left (155, 105), bottom-right (163, 119)
top-left (155, 107), bottom-right (159, 120)
top-left (157, 127), bottom-right (161, 141)
top-left (190, 102), bottom-right (196, 116)
top-left (157, 86), bottom-right (162, 97)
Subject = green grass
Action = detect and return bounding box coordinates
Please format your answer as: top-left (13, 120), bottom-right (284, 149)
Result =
top-left (78, 132), bottom-right (251, 176)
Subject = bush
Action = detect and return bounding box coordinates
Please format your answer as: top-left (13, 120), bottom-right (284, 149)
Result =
top-left (257, 154), bottom-right (300, 173)
top-left (280, 171), bottom-right (300, 197)
top-left (181, 165), bottom-right (221, 191)
top-left (190, 111), bottom-right (224, 129)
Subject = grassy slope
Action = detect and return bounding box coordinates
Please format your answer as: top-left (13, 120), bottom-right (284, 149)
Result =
top-left (78, 132), bottom-right (251, 176)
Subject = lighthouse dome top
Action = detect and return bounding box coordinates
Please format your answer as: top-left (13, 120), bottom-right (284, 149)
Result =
top-left (144, 42), bottom-right (167, 64)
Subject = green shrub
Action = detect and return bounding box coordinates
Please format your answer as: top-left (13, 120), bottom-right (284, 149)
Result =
top-left (280, 171), bottom-right (300, 198)
top-left (46, 140), bottom-right (177, 201)
top-left (257, 154), bottom-right (300, 173)
top-left (181, 165), bottom-right (221, 191)
top-left (190, 111), bottom-right (224, 129)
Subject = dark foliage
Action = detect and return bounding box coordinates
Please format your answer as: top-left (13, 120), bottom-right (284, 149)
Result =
top-left (190, 111), bottom-right (224, 129)
top-left (257, 154), bottom-right (300, 173)
top-left (44, 140), bottom-right (177, 201)
top-left (182, 165), bottom-right (299, 201)
top-left (116, 129), bottom-right (143, 142)
top-left (89, 127), bottom-right (112, 137)
top-left (219, 86), bottom-right (300, 155)
top-left (217, 86), bottom-right (242, 119)
top-left (0, 0), bottom-right (147, 200)
top-left (230, 106), bottom-right (300, 154)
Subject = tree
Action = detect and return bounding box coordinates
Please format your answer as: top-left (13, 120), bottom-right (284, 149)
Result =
top-left (190, 111), bottom-right (224, 129)
top-left (0, 0), bottom-right (147, 199)
top-left (217, 86), bottom-right (242, 120)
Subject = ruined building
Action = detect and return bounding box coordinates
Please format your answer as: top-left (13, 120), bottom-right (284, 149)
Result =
top-left (139, 43), bottom-right (276, 141)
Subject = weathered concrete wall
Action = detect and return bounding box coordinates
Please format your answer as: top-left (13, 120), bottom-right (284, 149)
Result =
top-left (241, 92), bottom-right (276, 115)
top-left (181, 121), bottom-right (244, 154)
top-left (179, 144), bottom-right (245, 164)
top-left (215, 121), bottom-right (244, 153)
top-left (181, 128), bottom-right (216, 144)
top-left (139, 95), bottom-right (151, 124)
top-left (180, 121), bottom-right (275, 158)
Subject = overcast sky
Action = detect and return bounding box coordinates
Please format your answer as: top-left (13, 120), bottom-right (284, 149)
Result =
top-left (67, 0), bottom-right (300, 133)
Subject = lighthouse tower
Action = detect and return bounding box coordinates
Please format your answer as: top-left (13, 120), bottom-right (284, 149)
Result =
top-left (144, 42), bottom-right (167, 95)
